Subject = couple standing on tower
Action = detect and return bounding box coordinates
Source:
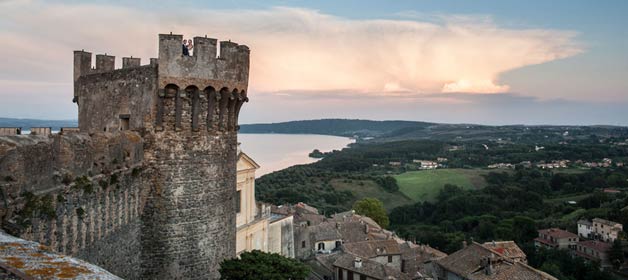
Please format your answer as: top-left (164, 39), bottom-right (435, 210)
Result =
top-left (182, 39), bottom-right (194, 56)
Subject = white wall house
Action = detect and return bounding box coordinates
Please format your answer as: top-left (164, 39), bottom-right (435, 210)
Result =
top-left (577, 220), bottom-right (593, 239)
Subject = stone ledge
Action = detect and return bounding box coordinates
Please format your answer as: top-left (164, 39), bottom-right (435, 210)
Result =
top-left (0, 231), bottom-right (121, 279)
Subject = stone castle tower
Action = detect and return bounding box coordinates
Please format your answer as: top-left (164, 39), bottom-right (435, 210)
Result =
top-left (72, 33), bottom-right (249, 279)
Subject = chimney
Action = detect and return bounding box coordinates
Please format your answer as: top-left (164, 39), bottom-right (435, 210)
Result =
top-left (484, 254), bottom-right (494, 275)
top-left (354, 258), bottom-right (362, 269)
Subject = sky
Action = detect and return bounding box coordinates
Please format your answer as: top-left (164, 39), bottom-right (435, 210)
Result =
top-left (0, 0), bottom-right (626, 125)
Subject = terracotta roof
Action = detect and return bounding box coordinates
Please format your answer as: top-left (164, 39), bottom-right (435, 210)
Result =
top-left (538, 228), bottom-right (578, 239)
top-left (481, 241), bottom-right (526, 261)
top-left (342, 240), bottom-right (401, 258)
top-left (336, 221), bottom-right (369, 243)
top-left (333, 252), bottom-right (410, 280)
top-left (469, 262), bottom-right (557, 280)
top-left (399, 242), bottom-right (446, 277)
top-left (310, 222), bottom-right (342, 242)
top-left (331, 211), bottom-right (382, 230)
top-left (577, 240), bottom-right (612, 253)
top-left (435, 242), bottom-right (556, 280)
top-left (533, 238), bottom-right (556, 246)
top-left (436, 243), bottom-right (501, 277)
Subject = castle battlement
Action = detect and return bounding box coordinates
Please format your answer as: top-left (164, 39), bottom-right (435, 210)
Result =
top-left (74, 33), bottom-right (250, 136)
top-left (157, 33), bottom-right (250, 91)
top-left (3, 33), bottom-right (250, 279)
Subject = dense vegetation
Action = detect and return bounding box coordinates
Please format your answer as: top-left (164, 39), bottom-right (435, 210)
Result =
top-left (240, 118), bottom-right (628, 142)
top-left (219, 250), bottom-right (310, 280)
top-left (257, 138), bottom-right (628, 213)
top-left (526, 246), bottom-right (619, 280)
top-left (353, 198), bottom-right (389, 228)
top-left (390, 169), bottom-right (628, 252)
top-left (255, 126), bottom-right (628, 279)
top-left (240, 119), bottom-right (429, 138)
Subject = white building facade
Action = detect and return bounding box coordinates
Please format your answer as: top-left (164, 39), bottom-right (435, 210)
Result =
top-left (235, 151), bottom-right (295, 258)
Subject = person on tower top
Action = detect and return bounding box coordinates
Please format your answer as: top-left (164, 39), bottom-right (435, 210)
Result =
top-left (182, 39), bottom-right (189, 56)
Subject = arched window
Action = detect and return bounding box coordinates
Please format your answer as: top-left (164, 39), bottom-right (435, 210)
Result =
top-left (157, 84), bottom-right (179, 128)
top-left (318, 243), bottom-right (325, 251)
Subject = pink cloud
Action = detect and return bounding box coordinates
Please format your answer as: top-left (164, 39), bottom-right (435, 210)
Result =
top-left (0, 2), bottom-right (582, 100)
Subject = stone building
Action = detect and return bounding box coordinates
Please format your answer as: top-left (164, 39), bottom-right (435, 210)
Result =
top-left (235, 149), bottom-right (294, 258)
top-left (574, 240), bottom-right (612, 268)
top-left (591, 218), bottom-right (623, 242)
top-left (534, 228), bottom-right (579, 250)
top-left (311, 240), bottom-right (446, 280)
top-left (434, 242), bottom-right (556, 280)
top-left (0, 33), bottom-right (250, 279)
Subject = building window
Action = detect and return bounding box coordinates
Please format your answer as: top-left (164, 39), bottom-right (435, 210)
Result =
top-left (318, 243), bottom-right (325, 250)
top-left (338, 268), bottom-right (343, 280)
top-left (119, 114), bottom-right (130, 130)
top-left (236, 190), bottom-right (241, 214)
top-left (347, 271), bottom-right (353, 280)
top-left (360, 275), bottom-right (366, 280)
top-left (388, 255), bottom-right (393, 263)
top-left (302, 241), bottom-right (306, 248)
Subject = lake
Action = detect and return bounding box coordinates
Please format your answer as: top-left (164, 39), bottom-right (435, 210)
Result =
top-left (238, 133), bottom-right (354, 176)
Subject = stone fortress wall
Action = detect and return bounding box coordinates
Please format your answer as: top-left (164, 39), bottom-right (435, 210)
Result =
top-left (0, 33), bottom-right (250, 280)
top-left (0, 131), bottom-right (145, 278)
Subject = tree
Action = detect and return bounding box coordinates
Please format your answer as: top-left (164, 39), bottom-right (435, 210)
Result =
top-left (353, 198), bottom-right (389, 228)
top-left (609, 239), bottom-right (625, 270)
top-left (511, 216), bottom-right (537, 243)
top-left (219, 250), bottom-right (310, 280)
top-left (375, 176), bottom-right (399, 192)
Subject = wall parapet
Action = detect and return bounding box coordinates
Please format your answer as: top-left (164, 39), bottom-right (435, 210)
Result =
top-left (0, 131), bottom-right (143, 208)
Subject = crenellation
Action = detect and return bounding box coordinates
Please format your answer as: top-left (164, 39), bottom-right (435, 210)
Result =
top-left (122, 57), bottom-right (141, 68)
top-left (2, 33), bottom-right (250, 279)
top-left (95, 54), bottom-right (116, 72)
top-left (193, 36), bottom-right (218, 62)
top-left (73, 50), bottom-right (92, 86)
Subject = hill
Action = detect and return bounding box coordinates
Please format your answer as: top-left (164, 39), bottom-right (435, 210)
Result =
top-left (239, 119), bottom-right (432, 138)
top-left (0, 118), bottom-right (77, 131)
top-left (240, 119), bottom-right (628, 142)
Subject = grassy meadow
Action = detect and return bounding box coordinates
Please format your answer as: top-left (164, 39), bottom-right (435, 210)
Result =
top-left (394, 169), bottom-right (490, 202)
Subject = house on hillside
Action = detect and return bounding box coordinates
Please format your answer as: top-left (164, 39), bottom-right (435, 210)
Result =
top-left (534, 228), bottom-right (579, 250)
top-left (434, 242), bottom-right (557, 280)
top-left (342, 240), bottom-right (403, 270)
top-left (413, 160), bottom-right (438, 170)
top-left (578, 220), bottom-right (593, 239)
top-left (311, 240), bottom-right (446, 280)
top-left (592, 218), bottom-right (623, 242)
top-left (574, 240), bottom-right (612, 268)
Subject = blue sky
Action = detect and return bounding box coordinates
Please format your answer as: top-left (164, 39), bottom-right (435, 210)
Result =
top-left (0, 0), bottom-right (626, 125)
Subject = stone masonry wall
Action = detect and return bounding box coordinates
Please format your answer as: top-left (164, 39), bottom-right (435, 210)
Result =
top-left (140, 97), bottom-right (238, 279)
top-left (0, 132), bottom-right (145, 279)
top-left (76, 64), bottom-right (157, 133)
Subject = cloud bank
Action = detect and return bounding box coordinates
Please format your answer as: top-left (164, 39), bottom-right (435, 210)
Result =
top-left (0, 1), bottom-right (581, 99)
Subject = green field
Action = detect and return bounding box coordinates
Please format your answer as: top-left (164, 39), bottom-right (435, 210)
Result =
top-left (331, 179), bottom-right (415, 211)
top-left (394, 169), bottom-right (489, 202)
